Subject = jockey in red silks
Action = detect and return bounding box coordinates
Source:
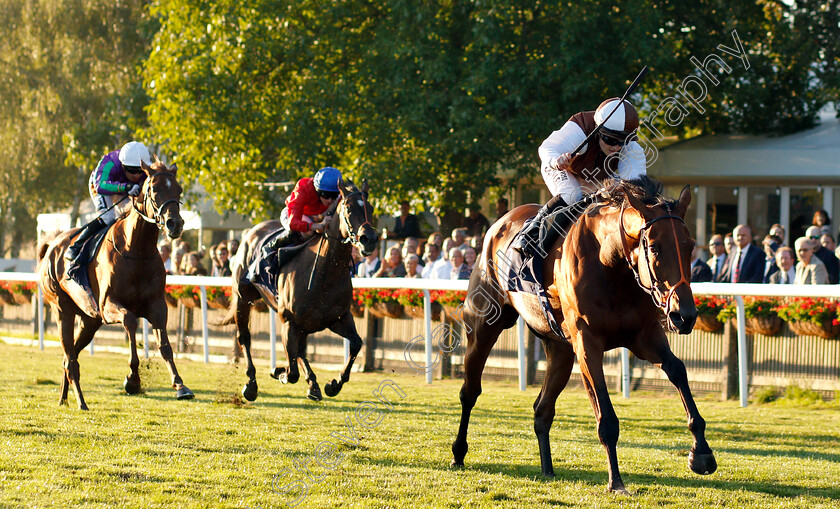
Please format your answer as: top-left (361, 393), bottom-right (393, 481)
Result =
top-left (512, 98), bottom-right (647, 259)
top-left (250, 166), bottom-right (343, 282)
top-left (65, 141), bottom-right (151, 263)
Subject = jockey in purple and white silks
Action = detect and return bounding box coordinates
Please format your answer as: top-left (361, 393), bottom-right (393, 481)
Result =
top-left (65, 141), bottom-right (151, 262)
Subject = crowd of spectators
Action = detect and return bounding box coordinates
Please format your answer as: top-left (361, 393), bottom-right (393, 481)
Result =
top-left (158, 238), bottom-right (239, 277)
top-left (691, 209), bottom-right (840, 286)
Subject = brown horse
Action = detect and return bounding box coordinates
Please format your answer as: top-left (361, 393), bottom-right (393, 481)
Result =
top-left (38, 159), bottom-right (192, 410)
top-left (223, 178), bottom-right (378, 402)
top-left (451, 176), bottom-right (716, 493)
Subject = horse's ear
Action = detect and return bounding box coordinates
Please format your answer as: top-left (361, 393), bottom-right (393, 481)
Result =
top-left (361, 179), bottom-right (369, 195)
top-left (169, 163), bottom-right (178, 175)
top-left (140, 159), bottom-right (152, 175)
top-left (673, 185), bottom-right (691, 219)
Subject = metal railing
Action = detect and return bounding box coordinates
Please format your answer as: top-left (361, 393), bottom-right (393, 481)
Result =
top-left (3, 271), bottom-right (839, 406)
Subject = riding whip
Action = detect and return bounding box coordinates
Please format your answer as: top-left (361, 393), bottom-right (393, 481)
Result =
top-left (569, 66), bottom-right (649, 158)
top-left (307, 235), bottom-right (325, 291)
top-left (79, 194), bottom-right (130, 228)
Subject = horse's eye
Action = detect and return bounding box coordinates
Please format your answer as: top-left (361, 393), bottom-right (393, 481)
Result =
top-left (649, 244), bottom-right (660, 256)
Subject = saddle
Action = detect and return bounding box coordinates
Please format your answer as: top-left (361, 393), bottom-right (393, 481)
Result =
top-left (501, 203), bottom-right (590, 339)
top-left (244, 228), bottom-right (316, 294)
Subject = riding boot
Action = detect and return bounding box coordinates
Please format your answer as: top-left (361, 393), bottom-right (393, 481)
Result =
top-left (65, 218), bottom-right (107, 261)
top-left (249, 229), bottom-right (305, 286)
top-left (511, 194), bottom-right (568, 258)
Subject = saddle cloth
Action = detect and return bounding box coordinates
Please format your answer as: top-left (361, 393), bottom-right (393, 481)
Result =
top-left (66, 225), bottom-right (111, 293)
top-left (499, 204), bottom-right (588, 339)
top-left (244, 227), bottom-right (315, 292)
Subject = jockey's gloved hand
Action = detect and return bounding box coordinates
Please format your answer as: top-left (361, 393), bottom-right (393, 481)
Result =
top-left (127, 184), bottom-right (141, 197)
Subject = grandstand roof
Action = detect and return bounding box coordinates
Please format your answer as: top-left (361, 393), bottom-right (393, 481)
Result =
top-left (651, 104), bottom-right (840, 185)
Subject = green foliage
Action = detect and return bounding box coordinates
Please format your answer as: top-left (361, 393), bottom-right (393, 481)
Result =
top-left (754, 386), bottom-right (780, 404)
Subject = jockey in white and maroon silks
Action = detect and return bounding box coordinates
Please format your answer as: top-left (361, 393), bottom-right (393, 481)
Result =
top-left (65, 141), bottom-right (151, 262)
top-left (513, 98), bottom-right (647, 259)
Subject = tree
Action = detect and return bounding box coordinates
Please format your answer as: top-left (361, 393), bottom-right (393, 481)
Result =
top-left (0, 0), bottom-right (155, 256)
top-left (145, 0), bottom-right (837, 226)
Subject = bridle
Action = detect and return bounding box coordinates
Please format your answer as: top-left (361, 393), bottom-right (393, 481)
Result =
top-left (619, 200), bottom-right (691, 314)
top-left (329, 189), bottom-right (375, 248)
top-left (132, 172), bottom-right (181, 228)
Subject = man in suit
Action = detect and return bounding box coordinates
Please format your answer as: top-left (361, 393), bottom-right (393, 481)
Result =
top-left (794, 237), bottom-right (829, 284)
top-left (761, 235), bottom-right (781, 283)
top-left (769, 247), bottom-right (796, 284)
top-left (805, 226), bottom-right (839, 284)
top-left (706, 234), bottom-right (728, 282)
top-left (690, 246), bottom-right (712, 282)
top-left (721, 224), bottom-right (764, 283)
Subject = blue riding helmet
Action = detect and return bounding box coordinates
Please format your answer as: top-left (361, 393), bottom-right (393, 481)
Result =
top-left (313, 167), bottom-right (342, 193)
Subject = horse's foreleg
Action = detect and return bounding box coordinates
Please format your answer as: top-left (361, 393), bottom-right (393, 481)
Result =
top-left (533, 337), bottom-right (575, 477)
top-left (233, 292), bottom-right (259, 401)
top-left (577, 345), bottom-right (627, 494)
top-left (636, 340), bottom-right (717, 476)
top-left (272, 320), bottom-right (301, 386)
top-left (152, 328), bottom-right (194, 400)
top-left (324, 312), bottom-right (363, 398)
top-left (118, 311), bottom-right (141, 395)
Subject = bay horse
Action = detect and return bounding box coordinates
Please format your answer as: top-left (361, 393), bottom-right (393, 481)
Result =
top-left (38, 159), bottom-right (192, 410)
top-left (451, 176), bottom-right (716, 493)
top-left (223, 178), bottom-right (378, 402)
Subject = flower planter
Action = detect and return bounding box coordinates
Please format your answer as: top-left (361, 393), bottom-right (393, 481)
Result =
top-left (12, 292), bottom-right (33, 305)
top-left (179, 296), bottom-right (200, 309)
top-left (693, 314), bottom-right (722, 333)
top-left (0, 291), bottom-right (17, 306)
top-left (405, 302), bottom-right (442, 321)
top-left (443, 304), bottom-right (464, 321)
top-left (746, 315), bottom-right (782, 336)
top-left (164, 293), bottom-right (178, 308)
top-left (253, 299), bottom-right (269, 313)
top-left (208, 297), bottom-right (229, 310)
top-left (350, 302), bottom-right (365, 318)
top-left (371, 302), bottom-right (403, 319)
top-left (788, 319), bottom-right (840, 339)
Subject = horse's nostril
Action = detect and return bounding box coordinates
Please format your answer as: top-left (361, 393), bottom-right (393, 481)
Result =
top-left (360, 235), bottom-right (369, 244)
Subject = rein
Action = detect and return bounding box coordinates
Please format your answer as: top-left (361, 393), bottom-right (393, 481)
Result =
top-left (618, 201), bottom-right (691, 315)
top-left (132, 172), bottom-right (180, 227)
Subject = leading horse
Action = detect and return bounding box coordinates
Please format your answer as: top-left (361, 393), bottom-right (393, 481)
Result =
top-left (223, 178), bottom-right (378, 401)
top-left (38, 159), bottom-right (192, 410)
top-left (451, 176), bottom-right (716, 493)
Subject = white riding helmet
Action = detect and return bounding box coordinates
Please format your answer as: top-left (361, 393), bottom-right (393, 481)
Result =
top-left (594, 98), bottom-right (639, 136)
top-left (118, 141), bottom-right (151, 167)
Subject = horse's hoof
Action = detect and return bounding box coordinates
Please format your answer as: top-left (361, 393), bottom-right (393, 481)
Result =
top-left (324, 379), bottom-right (341, 397)
top-left (124, 375), bottom-right (141, 395)
top-left (688, 451), bottom-right (717, 475)
top-left (79, 403), bottom-right (89, 411)
top-left (307, 382), bottom-right (322, 402)
top-left (541, 471), bottom-right (556, 480)
top-left (269, 367), bottom-right (284, 380)
top-left (450, 460), bottom-right (464, 469)
top-left (610, 487), bottom-right (631, 496)
top-left (242, 381), bottom-right (258, 402)
top-left (176, 385), bottom-right (195, 400)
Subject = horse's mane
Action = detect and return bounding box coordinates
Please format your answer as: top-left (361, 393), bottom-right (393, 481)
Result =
top-left (603, 175), bottom-right (677, 209)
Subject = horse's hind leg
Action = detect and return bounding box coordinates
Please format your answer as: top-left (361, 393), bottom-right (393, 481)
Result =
top-left (324, 311), bottom-right (363, 398)
top-left (298, 357), bottom-right (322, 402)
top-left (631, 336), bottom-right (717, 476)
top-left (58, 311), bottom-right (88, 410)
top-left (451, 303), bottom-right (518, 468)
top-left (532, 337), bottom-right (575, 477)
top-left (118, 311), bottom-right (141, 395)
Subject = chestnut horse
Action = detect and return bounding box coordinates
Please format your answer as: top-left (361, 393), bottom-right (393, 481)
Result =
top-left (451, 176), bottom-right (716, 493)
top-left (223, 178), bottom-right (379, 402)
top-left (38, 159), bottom-right (192, 410)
